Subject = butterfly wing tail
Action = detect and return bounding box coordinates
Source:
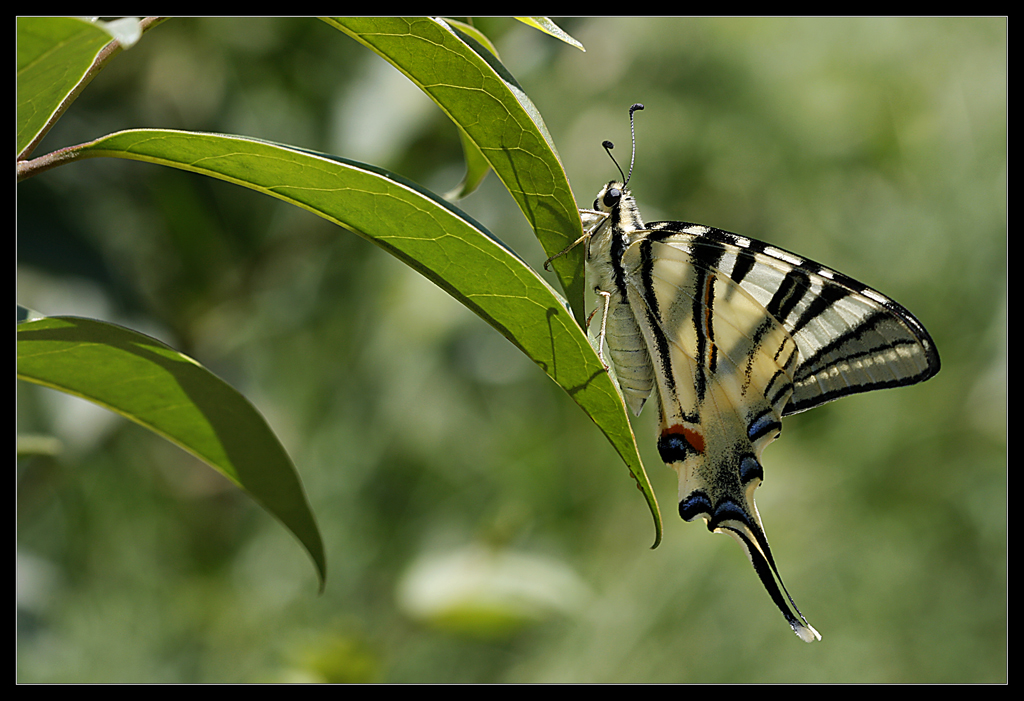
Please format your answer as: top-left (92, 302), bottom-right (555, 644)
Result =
top-left (716, 514), bottom-right (821, 642)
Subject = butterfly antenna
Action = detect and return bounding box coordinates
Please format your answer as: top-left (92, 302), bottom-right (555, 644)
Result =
top-left (626, 103), bottom-right (644, 186)
top-left (604, 103), bottom-right (644, 185)
top-left (602, 140), bottom-right (626, 183)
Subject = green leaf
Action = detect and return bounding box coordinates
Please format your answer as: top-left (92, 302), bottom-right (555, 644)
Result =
top-left (16, 315), bottom-right (327, 588)
top-left (444, 19), bottom-right (502, 59)
top-left (67, 128), bottom-right (662, 547)
top-left (436, 21), bottom-right (501, 201)
top-left (444, 126), bottom-right (493, 201)
top-left (16, 17), bottom-right (113, 159)
top-left (323, 17), bottom-right (587, 323)
top-left (514, 17), bottom-right (586, 51)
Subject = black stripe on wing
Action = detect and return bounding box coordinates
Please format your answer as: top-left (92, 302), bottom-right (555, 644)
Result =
top-left (634, 238), bottom-right (679, 399)
top-left (645, 221), bottom-right (940, 414)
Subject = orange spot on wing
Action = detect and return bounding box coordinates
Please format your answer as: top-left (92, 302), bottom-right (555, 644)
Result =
top-left (662, 424), bottom-right (706, 454)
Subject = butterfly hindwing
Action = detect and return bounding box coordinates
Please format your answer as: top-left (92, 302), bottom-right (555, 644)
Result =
top-left (620, 233), bottom-right (820, 642)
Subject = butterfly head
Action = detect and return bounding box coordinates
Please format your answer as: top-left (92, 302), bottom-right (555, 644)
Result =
top-left (594, 181), bottom-right (626, 212)
top-left (593, 181), bottom-right (644, 237)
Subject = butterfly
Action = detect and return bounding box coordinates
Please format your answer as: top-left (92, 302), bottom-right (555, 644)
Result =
top-left (549, 104), bottom-right (940, 642)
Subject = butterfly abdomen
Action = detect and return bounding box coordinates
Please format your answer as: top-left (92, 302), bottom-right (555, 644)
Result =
top-left (601, 301), bottom-right (655, 415)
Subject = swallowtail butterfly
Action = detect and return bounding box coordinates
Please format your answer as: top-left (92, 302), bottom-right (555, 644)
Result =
top-left (551, 104), bottom-right (940, 642)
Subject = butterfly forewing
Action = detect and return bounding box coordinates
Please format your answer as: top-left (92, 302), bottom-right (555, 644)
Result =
top-left (647, 222), bottom-right (941, 414)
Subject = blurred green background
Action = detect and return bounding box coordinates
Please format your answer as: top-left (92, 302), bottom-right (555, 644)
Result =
top-left (17, 17), bottom-right (1005, 682)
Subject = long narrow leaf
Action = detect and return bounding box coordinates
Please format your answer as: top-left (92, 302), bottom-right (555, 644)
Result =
top-left (323, 17), bottom-right (587, 322)
top-left (514, 18), bottom-right (586, 51)
top-left (17, 315), bottom-right (327, 588)
top-left (67, 128), bottom-right (663, 546)
top-left (16, 17), bottom-right (113, 159)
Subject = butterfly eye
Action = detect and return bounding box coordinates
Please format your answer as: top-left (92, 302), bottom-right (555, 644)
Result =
top-left (603, 188), bottom-right (622, 209)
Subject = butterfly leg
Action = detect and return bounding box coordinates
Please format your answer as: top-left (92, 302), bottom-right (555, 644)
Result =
top-left (543, 231), bottom-right (590, 271)
top-left (543, 209), bottom-right (609, 271)
top-left (587, 289), bottom-right (613, 370)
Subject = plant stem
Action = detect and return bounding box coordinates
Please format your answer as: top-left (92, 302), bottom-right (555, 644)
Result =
top-left (17, 142), bottom-right (92, 182)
